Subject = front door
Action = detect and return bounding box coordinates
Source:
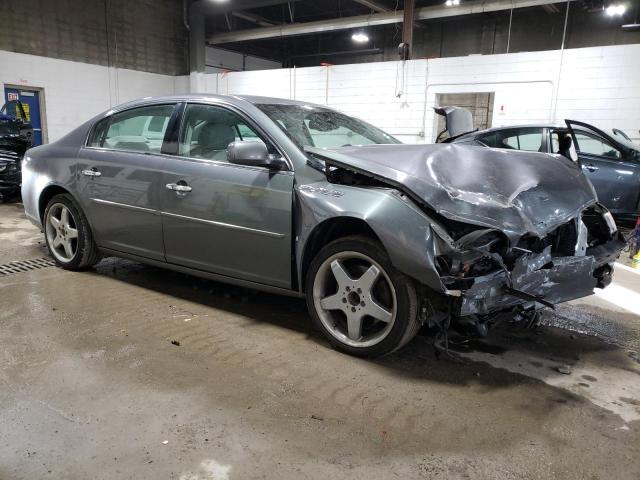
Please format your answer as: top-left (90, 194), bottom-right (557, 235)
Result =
top-left (76, 103), bottom-right (178, 260)
top-left (4, 87), bottom-right (43, 146)
top-left (161, 102), bottom-right (294, 289)
top-left (566, 120), bottom-right (640, 216)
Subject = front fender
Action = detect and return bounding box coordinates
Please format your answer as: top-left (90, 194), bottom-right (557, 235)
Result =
top-left (295, 181), bottom-right (446, 292)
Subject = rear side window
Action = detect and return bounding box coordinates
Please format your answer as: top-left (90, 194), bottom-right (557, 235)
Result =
top-left (88, 104), bottom-right (175, 154)
top-left (479, 128), bottom-right (544, 152)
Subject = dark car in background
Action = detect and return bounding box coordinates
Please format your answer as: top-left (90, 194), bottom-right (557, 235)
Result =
top-left (436, 107), bottom-right (640, 223)
top-left (0, 101), bottom-right (34, 201)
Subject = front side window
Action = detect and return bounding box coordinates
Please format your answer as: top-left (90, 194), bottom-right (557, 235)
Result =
top-left (88, 104), bottom-right (175, 153)
top-left (256, 104), bottom-right (399, 149)
top-left (480, 128), bottom-right (544, 152)
top-left (178, 104), bottom-right (268, 162)
top-left (574, 131), bottom-right (622, 159)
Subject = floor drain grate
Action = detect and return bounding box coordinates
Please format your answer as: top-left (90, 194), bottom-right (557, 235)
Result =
top-left (0, 257), bottom-right (55, 276)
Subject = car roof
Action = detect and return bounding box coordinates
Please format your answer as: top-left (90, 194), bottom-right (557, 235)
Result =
top-left (110, 94), bottom-right (330, 112)
top-left (470, 124), bottom-right (567, 136)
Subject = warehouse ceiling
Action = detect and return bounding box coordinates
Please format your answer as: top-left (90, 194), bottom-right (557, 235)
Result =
top-left (195, 0), bottom-right (640, 67)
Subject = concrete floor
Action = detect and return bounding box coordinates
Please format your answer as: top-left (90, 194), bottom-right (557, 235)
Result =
top-left (0, 202), bottom-right (639, 480)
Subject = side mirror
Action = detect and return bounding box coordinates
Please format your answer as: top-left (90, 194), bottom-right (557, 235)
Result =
top-left (227, 141), bottom-right (287, 170)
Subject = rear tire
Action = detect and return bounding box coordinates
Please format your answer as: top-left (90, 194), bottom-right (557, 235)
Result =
top-left (306, 235), bottom-right (419, 357)
top-left (43, 194), bottom-right (101, 270)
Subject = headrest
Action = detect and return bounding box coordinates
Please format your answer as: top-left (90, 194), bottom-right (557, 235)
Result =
top-left (559, 135), bottom-right (572, 150)
top-left (198, 123), bottom-right (236, 151)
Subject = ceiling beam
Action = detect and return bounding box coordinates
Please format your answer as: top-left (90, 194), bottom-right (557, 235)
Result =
top-left (402, 0), bottom-right (415, 59)
top-left (352, 0), bottom-right (390, 12)
top-left (208, 0), bottom-right (573, 44)
top-left (231, 11), bottom-right (278, 27)
top-left (198, 0), bottom-right (301, 14)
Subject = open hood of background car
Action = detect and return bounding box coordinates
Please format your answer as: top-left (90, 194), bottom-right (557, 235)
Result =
top-left (307, 144), bottom-right (598, 239)
top-left (433, 106), bottom-right (475, 142)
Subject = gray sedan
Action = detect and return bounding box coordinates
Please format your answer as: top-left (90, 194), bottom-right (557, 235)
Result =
top-left (22, 95), bottom-right (625, 357)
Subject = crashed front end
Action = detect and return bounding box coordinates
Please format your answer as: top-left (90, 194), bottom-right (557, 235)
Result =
top-left (433, 204), bottom-right (625, 318)
top-left (307, 143), bottom-right (626, 326)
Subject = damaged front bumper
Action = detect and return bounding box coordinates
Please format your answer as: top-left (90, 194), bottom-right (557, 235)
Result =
top-left (451, 232), bottom-right (626, 317)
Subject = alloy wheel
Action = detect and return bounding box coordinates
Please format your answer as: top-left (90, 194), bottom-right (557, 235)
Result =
top-left (45, 203), bottom-right (79, 263)
top-left (312, 251), bottom-right (397, 348)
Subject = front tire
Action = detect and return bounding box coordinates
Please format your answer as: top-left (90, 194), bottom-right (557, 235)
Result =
top-left (43, 194), bottom-right (101, 270)
top-left (306, 235), bottom-right (419, 357)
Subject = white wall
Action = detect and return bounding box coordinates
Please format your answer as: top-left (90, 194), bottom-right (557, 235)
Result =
top-left (207, 44), bottom-right (640, 143)
top-left (3, 44), bottom-right (639, 145)
top-left (0, 51), bottom-right (188, 142)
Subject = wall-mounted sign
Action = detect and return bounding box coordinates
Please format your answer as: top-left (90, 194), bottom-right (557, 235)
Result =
top-left (7, 92), bottom-right (19, 101)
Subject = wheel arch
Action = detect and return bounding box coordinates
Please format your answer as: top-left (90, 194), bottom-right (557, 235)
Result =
top-left (38, 185), bottom-right (74, 223)
top-left (299, 216), bottom-right (383, 293)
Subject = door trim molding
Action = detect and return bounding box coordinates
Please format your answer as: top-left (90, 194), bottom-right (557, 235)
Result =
top-left (91, 198), bottom-right (159, 215)
top-left (161, 211), bottom-right (285, 238)
top-left (90, 198), bottom-right (286, 238)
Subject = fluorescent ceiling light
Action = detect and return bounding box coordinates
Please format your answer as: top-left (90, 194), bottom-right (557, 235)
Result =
top-left (351, 32), bottom-right (369, 43)
top-left (445, 0), bottom-right (461, 6)
top-left (605, 4), bottom-right (627, 16)
top-left (621, 23), bottom-right (640, 30)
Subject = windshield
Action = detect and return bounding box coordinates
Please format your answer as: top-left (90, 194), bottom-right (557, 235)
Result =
top-left (256, 103), bottom-right (400, 149)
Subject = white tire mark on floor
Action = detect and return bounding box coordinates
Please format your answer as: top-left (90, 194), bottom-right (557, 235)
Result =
top-left (459, 349), bottom-right (640, 424)
top-left (180, 459), bottom-right (231, 480)
top-left (614, 262), bottom-right (640, 275)
top-left (593, 284), bottom-right (640, 316)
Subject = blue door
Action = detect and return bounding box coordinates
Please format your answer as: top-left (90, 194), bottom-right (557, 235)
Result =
top-left (4, 87), bottom-right (44, 146)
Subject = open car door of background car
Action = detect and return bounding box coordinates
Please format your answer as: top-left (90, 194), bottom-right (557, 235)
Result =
top-left (565, 119), bottom-right (640, 218)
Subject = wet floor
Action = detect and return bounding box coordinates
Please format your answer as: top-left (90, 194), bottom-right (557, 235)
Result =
top-left (0, 203), bottom-right (639, 479)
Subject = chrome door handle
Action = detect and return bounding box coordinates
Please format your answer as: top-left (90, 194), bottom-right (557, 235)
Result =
top-left (584, 164), bottom-right (599, 172)
top-left (166, 183), bottom-right (192, 193)
top-left (81, 168), bottom-right (101, 177)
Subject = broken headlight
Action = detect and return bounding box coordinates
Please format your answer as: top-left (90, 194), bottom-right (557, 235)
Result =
top-left (436, 230), bottom-right (508, 278)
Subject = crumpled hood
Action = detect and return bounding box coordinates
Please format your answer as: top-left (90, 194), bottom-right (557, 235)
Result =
top-left (308, 144), bottom-right (597, 238)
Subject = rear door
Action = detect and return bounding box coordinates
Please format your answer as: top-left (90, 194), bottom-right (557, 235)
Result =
top-left (566, 120), bottom-right (640, 215)
top-left (76, 103), bottom-right (179, 260)
top-left (160, 102), bottom-right (294, 288)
